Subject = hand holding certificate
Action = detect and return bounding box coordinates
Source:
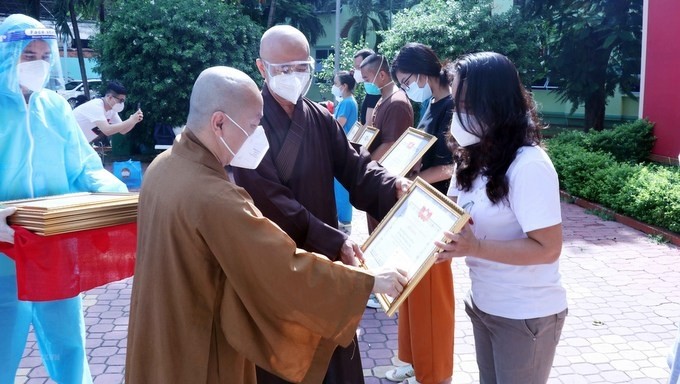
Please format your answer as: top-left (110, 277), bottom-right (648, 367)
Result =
top-left (361, 178), bottom-right (470, 316)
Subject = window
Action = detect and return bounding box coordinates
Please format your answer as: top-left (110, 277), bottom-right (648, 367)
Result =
top-left (315, 48), bottom-right (332, 72)
top-left (70, 39), bottom-right (91, 49)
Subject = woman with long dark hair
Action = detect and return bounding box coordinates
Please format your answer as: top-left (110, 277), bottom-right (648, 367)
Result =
top-left (385, 43), bottom-right (455, 384)
top-left (437, 52), bottom-right (567, 383)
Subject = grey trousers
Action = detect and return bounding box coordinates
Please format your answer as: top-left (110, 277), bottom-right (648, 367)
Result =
top-left (464, 297), bottom-right (567, 384)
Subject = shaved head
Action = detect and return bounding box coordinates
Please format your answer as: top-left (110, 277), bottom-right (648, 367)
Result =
top-left (259, 25), bottom-right (310, 64)
top-left (360, 54), bottom-right (389, 75)
top-left (186, 66), bottom-right (261, 132)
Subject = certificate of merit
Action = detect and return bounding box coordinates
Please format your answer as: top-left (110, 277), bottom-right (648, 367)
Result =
top-left (361, 178), bottom-right (470, 316)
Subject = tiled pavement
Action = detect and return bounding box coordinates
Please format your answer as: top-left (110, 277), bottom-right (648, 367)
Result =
top-left (15, 200), bottom-right (680, 383)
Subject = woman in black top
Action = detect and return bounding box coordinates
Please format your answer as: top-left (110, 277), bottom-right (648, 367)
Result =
top-left (393, 44), bottom-right (454, 194)
top-left (386, 43), bottom-right (454, 384)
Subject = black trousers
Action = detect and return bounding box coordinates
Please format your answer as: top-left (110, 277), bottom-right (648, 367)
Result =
top-left (256, 335), bottom-right (365, 384)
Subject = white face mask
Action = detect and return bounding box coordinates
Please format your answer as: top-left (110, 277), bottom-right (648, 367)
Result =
top-left (450, 112), bottom-right (482, 147)
top-left (353, 69), bottom-right (364, 84)
top-left (17, 60), bottom-right (50, 93)
top-left (111, 100), bottom-right (125, 113)
top-left (268, 72), bottom-right (311, 104)
top-left (220, 114), bottom-right (270, 169)
top-left (404, 75), bottom-right (432, 103)
top-left (331, 84), bottom-right (343, 100)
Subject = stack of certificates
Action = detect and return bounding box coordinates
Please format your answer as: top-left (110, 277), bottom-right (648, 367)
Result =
top-left (3, 193), bottom-right (138, 236)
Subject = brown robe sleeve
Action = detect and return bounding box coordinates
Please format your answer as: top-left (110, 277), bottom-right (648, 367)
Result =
top-left (201, 185), bottom-right (373, 383)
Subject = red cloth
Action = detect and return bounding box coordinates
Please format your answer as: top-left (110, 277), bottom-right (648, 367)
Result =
top-left (0, 223), bottom-right (136, 301)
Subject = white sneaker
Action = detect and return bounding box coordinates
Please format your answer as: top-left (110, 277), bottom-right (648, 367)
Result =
top-left (366, 294), bottom-right (382, 309)
top-left (385, 364), bottom-right (415, 382)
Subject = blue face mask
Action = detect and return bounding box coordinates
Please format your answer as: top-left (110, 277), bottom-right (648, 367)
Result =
top-left (363, 56), bottom-right (387, 95)
top-left (364, 82), bottom-right (381, 95)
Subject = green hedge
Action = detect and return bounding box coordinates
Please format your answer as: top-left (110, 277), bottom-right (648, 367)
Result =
top-left (548, 119), bottom-right (655, 163)
top-left (546, 119), bottom-right (680, 234)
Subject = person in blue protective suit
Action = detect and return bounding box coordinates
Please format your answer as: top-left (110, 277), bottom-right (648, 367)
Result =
top-left (0, 14), bottom-right (127, 384)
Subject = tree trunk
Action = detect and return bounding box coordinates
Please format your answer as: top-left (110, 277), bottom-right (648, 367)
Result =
top-left (584, 92), bottom-right (606, 132)
top-left (582, 1), bottom-right (631, 132)
top-left (99, 0), bottom-right (106, 24)
top-left (267, 0), bottom-right (277, 28)
top-left (29, 0), bottom-right (41, 20)
top-left (69, 0), bottom-right (90, 99)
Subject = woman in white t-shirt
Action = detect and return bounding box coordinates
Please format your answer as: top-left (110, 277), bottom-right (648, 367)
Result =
top-left (436, 52), bottom-right (567, 384)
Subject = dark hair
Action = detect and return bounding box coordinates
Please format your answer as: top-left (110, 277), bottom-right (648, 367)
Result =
top-left (452, 52), bottom-right (543, 204)
top-left (336, 70), bottom-right (356, 92)
top-left (73, 94), bottom-right (89, 108)
top-left (353, 48), bottom-right (375, 60)
top-left (360, 54), bottom-right (390, 75)
top-left (391, 43), bottom-right (449, 87)
top-left (106, 80), bottom-right (127, 96)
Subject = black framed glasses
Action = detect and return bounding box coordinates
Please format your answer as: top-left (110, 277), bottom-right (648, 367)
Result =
top-left (399, 73), bottom-right (414, 91)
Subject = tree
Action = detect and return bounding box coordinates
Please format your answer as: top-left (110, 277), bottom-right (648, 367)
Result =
top-left (316, 37), bottom-right (367, 97)
top-left (27, 0), bottom-right (42, 20)
top-left (239, 0), bottom-right (328, 45)
top-left (519, 0), bottom-right (642, 131)
top-left (93, 0), bottom-right (263, 152)
top-left (341, 0), bottom-right (390, 48)
top-left (379, 0), bottom-right (544, 86)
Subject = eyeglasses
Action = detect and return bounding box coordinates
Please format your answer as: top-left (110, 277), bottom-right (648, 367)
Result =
top-left (111, 95), bottom-right (126, 103)
top-left (399, 73), bottom-right (415, 92)
top-left (264, 57), bottom-right (314, 76)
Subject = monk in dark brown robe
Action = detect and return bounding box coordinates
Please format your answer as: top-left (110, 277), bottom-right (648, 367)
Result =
top-left (125, 66), bottom-right (408, 384)
top-left (232, 26), bottom-right (410, 384)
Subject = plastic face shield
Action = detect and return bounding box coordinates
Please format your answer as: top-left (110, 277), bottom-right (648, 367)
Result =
top-left (0, 28), bottom-right (65, 92)
top-left (264, 57), bottom-right (315, 96)
top-left (264, 57), bottom-right (315, 76)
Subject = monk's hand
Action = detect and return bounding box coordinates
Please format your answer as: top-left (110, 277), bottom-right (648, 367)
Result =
top-left (339, 239), bottom-right (364, 266)
top-left (371, 267), bottom-right (408, 297)
top-left (395, 178), bottom-right (412, 200)
top-left (434, 223), bottom-right (479, 263)
top-left (0, 206), bottom-right (17, 244)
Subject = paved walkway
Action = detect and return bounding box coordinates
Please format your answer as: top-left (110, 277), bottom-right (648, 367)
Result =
top-left (15, 200), bottom-right (680, 383)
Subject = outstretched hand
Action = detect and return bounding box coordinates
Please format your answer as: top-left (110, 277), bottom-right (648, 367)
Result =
top-left (371, 267), bottom-right (408, 298)
top-left (339, 239), bottom-right (364, 266)
top-left (395, 178), bottom-right (412, 200)
top-left (0, 206), bottom-right (17, 244)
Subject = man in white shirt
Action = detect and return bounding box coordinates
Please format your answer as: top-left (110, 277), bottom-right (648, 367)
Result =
top-left (72, 81), bottom-right (143, 145)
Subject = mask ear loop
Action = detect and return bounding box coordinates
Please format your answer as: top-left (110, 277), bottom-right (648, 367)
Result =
top-left (220, 136), bottom-right (236, 157)
top-left (223, 113), bottom-right (250, 137)
top-left (370, 55), bottom-right (383, 85)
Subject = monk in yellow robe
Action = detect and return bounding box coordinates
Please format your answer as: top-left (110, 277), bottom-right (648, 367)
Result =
top-left (125, 66), bottom-right (407, 383)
